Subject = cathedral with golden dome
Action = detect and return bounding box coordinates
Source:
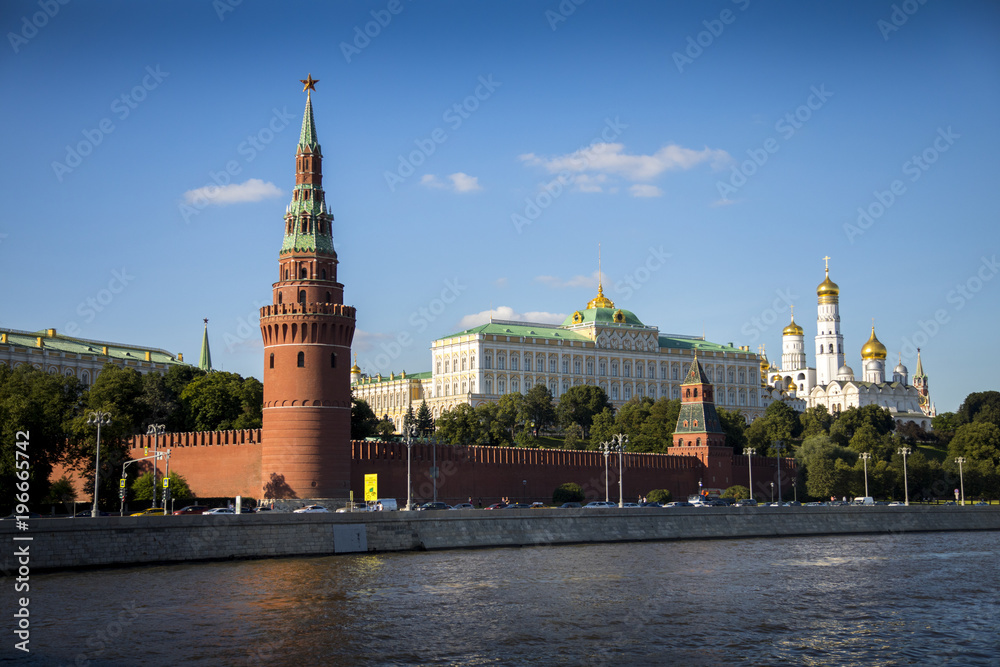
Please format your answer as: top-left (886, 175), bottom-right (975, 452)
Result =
top-left (760, 258), bottom-right (935, 429)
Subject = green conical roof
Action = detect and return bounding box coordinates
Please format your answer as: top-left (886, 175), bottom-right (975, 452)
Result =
top-left (199, 320), bottom-right (212, 372)
top-left (681, 355), bottom-right (709, 385)
top-left (298, 92), bottom-right (319, 153)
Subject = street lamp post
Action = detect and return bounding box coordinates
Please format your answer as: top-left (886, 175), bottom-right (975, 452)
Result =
top-left (405, 425), bottom-right (417, 510)
top-left (860, 452), bottom-right (871, 498)
top-left (955, 457), bottom-right (966, 506)
top-left (774, 440), bottom-right (784, 504)
top-left (612, 433), bottom-right (628, 508)
top-left (87, 411), bottom-right (112, 518)
top-left (898, 446), bottom-right (912, 506)
top-left (769, 482), bottom-right (774, 504)
top-left (146, 424), bottom-right (165, 508)
top-left (600, 441), bottom-right (612, 502)
top-left (743, 448), bottom-right (756, 501)
top-left (431, 436), bottom-right (438, 504)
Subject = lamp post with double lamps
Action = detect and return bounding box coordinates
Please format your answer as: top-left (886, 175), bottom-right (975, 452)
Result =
top-left (773, 440), bottom-right (784, 504)
top-left (600, 441), bottom-right (612, 502)
top-left (898, 446), bottom-right (912, 506)
top-left (612, 433), bottom-right (628, 508)
top-left (405, 424), bottom-right (417, 511)
top-left (743, 448), bottom-right (756, 501)
top-left (146, 423), bottom-right (165, 508)
top-left (88, 411), bottom-right (112, 518)
top-left (955, 457), bottom-right (966, 506)
top-left (860, 452), bottom-right (871, 498)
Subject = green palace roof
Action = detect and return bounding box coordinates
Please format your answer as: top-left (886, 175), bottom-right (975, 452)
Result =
top-left (353, 370), bottom-right (432, 386)
top-left (561, 307), bottom-right (645, 327)
top-left (436, 321), bottom-right (592, 343)
top-left (1, 327), bottom-right (185, 366)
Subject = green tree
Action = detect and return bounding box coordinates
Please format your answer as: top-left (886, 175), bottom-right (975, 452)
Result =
top-left (747, 401), bottom-right (801, 454)
top-left (557, 385), bottom-right (612, 437)
top-left (947, 422), bottom-right (1000, 467)
top-left (416, 400), bottom-right (434, 436)
top-left (614, 397), bottom-right (657, 451)
top-left (796, 434), bottom-right (857, 499)
top-left (723, 485), bottom-right (750, 500)
top-left (589, 408), bottom-right (617, 448)
top-left (830, 404), bottom-right (895, 446)
top-left (523, 384), bottom-right (556, 434)
top-left (552, 482), bottom-right (584, 505)
top-left (799, 405), bottom-right (833, 438)
top-left (351, 398), bottom-right (381, 439)
top-left (436, 404), bottom-right (481, 445)
top-left (932, 411), bottom-right (962, 434)
top-left (131, 471), bottom-right (193, 501)
top-left (641, 397), bottom-right (681, 449)
top-left (717, 407), bottom-right (748, 453)
top-left (42, 476), bottom-right (77, 505)
top-left (646, 488), bottom-right (672, 504)
top-left (957, 391), bottom-right (1000, 429)
top-left (496, 393), bottom-right (527, 441)
top-left (562, 423), bottom-right (584, 450)
top-left (0, 364), bottom-right (83, 511)
top-left (402, 405), bottom-right (416, 434)
top-left (179, 371), bottom-right (261, 431)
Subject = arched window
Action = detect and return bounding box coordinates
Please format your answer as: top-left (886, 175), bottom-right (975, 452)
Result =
top-left (300, 266), bottom-right (308, 279)
top-left (611, 385), bottom-right (619, 400)
top-left (298, 290), bottom-right (306, 304)
top-left (445, 360), bottom-right (450, 373)
top-left (284, 269), bottom-right (289, 280)
top-left (623, 385), bottom-right (632, 400)
top-left (297, 351), bottom-right (305, 367)
top-left (694, 388), bottom-right (698, 398)
top-left (624, 363), bottom-right (631, 378)
top-left (587, 360), bottom-right (594, 375)
top-left (462, 357), bottom-right (467, 371)
top-left (484, 354), bottom-right (492, 370)
top-left (330, 353), bottom-right (336, 368)
top-left (470, 355), bottom-right (476, 368)
top-left (686, 389), bottom-right (691, 398)
top-left (574, 359), bottom-right (581, 374)
top-left (322, 268), bottom-right (327, 279)
top-left (485, 379), bottom-right (493, 394)
top-left (326, 292), bottom-right (331, 302)
top-left (511, 356), bottom-right (519, 371)
top-left (270, 353), bottom-right (274, 369)
top-left (278, 292), bottom-right (283, 304)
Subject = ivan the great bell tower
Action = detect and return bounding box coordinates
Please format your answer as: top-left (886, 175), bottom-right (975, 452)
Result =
top-left (259, 75), bottom-right (356, 500)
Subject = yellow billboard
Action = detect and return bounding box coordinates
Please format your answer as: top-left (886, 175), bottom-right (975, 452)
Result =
top-left (364, 474), bottom-right (378, 502)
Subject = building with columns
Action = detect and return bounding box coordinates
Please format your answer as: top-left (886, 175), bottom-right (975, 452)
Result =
top-left (763, 259), bottom-right (935, 428)
top-left (354, 281), bottom-right (766, 430)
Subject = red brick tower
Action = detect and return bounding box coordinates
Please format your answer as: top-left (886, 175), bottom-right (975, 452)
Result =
top-left (670, 352), bottom-right (733, 491)
top-left (259, 75), bottom-right (356, 499)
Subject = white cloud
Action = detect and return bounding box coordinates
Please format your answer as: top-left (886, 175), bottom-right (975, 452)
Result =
top-left (520, 142), bottom-right (731, 193)
top-left (350, 328), bottom-right (393, 353)
top-left (456, 306), bottom-right (567, 330)
top-left (183, 178), bottom-right (282, 206)
top-left (534, 270), bottom-right (606, 289)
top-left (629, 184), bottom-right (664, 198)
top-left (421, 172), bottom-right (482, 193)
top-left (494, 277), bottom-right (508, 288)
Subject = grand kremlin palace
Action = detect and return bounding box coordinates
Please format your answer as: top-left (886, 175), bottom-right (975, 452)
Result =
top-left (352, 283), bottom-right (767, 430)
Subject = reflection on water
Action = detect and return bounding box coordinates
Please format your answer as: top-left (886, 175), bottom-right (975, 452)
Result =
top-left (16, 531), bottom-right (1000, 666)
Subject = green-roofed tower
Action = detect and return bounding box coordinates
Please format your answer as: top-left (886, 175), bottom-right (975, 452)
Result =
top-left (199, 318), bottom-right (213, 372)
top-left (671, 352), bottom-right (727, 450)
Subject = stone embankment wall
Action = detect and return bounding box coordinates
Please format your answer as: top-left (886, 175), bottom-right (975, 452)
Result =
top-left (5, 506), bottom-right (999, 572)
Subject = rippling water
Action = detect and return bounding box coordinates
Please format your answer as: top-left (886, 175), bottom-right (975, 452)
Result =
top-left (9, 531), bottom-right (1000, 666)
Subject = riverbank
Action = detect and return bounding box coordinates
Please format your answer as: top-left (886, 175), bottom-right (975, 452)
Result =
top-left (5, 505), bottom-right (999, 572)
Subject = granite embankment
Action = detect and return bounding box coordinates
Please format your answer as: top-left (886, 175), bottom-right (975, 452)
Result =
top-left (6, 506), bottom-right (999, 572)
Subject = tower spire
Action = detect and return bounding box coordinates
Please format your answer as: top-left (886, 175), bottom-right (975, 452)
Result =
top-left (199, 318), bottom-right (213, 372)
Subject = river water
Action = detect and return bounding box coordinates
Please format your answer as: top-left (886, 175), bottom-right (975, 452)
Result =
top-left (8, 531), bottom-right (999, 666)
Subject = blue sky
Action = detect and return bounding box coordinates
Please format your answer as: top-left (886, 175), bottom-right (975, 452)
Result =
top-left (2, 0), bottom-right (998, 413)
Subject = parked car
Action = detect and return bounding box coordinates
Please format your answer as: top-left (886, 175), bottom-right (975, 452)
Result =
top-left (887, 502), bottom-right (904, 506)
top-left (735, 499), bottom-right (758, 507)
top-left (640, 501), bottom-right (662, 508)
top-left (129, 508), bottom-right (165, 517)
top-left (451, 503), bottom-right (476, 510)
top-left (974, 501), bottom-right (989, 506)
top-left (622, 502), bottom-right (642, 508)
top-left (74, 510), bottom-right (112, 517)
top-left (583, 501), bottom-right (616, 508)
top-left (530, 502), bottom-right (546, 509)
top-left (483, 503), bottom-right (507, 510)
top-left (415, 502), bottom-right (451, 511)
top-left (501, 503), bottom-right (531, 509)
top-left (172, 505), bottom-right (209, 515)
top-left (203, 507), bottom-right (235, 515)
top-left (665, 501), bottom-right (693, 508)
top-left (559, 502), bottom-right (582, 508)
top-left (292, 505), bottom-right (329, 513)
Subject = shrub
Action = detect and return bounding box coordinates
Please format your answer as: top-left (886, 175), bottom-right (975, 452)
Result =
top-left (647, 489), bottom-right (672, 504)
top-left (552, 482), bottom-right (585, 505)
top-left (722, 485), bottom-right (750, 500)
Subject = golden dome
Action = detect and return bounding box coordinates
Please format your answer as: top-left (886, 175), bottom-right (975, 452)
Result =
top-left (783, 318), bottom-right (804, 336)
top-left (350, 353), bottom-right (361, 374)
top-left (860, 327), bottom-right (887, 360)
top-left (586, 282), bottom-right (615, 310)
top-left (759, 355), bottom-right (769, 374)
top-left (817, 270), bottom-right (839, 299)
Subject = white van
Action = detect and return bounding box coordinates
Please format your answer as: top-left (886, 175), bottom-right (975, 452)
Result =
top-left (374, 498), bottom-right (398, 511)
top-left (853, 496), bottom-right (874, 506)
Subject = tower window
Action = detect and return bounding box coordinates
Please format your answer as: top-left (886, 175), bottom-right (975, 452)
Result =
top-left (297, 351), bottom-right (305, 367)
top-left (278, 292), bottom-right (283, 304)
top-left (331, 353), bottom-right (336, 368)
top-left (284, 269), bottom-right (289, 280)
top-left (300, 267), bottom-right (308, 279)
top-left (298, 290), bottom-right (306, 304)
top-left (326, 292), bottom-right (331, 302)
top-left (322, 268), bottom-right (327, 280)
top-left (270, 353), bottom-right (274, 369)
